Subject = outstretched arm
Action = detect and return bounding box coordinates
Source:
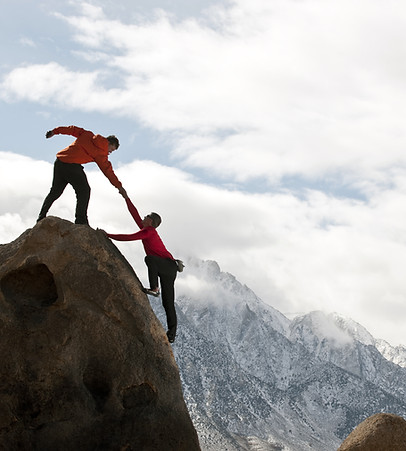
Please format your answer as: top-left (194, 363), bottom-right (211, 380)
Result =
top-left (107, 229), bottom-right (149, 242)
top-left (124, 197), bottom-right (143, 229)
top-left (97, 227), bottom-right (146, 241)
top-left (93, 154), bottom-right (124, 190)
top-left (45, 126), bottom-right (85, 139)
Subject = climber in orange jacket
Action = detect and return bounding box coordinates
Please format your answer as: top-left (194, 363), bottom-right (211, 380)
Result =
top-left (37, 126), bottom-right (127, 225)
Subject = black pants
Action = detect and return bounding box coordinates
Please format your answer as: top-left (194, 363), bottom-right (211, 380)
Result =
top-left (145, 255), bottom-right (178, 333)
top-left (38, 159), bottom-right (91, 224)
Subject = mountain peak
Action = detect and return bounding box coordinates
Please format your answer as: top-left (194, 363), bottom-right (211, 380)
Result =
top-left (290, 310), bottom-right (354, 348)
top-left (152, 257), bottom-right (406, 450)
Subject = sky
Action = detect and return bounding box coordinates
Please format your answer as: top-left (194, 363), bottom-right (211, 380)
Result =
top-left (1, 0), bottom-right (406, 346)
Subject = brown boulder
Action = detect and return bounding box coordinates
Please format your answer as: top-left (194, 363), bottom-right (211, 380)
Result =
top-left (0, 217), bottom-right (200, 450)
top-left (338, 413), bottom-right (406, 451)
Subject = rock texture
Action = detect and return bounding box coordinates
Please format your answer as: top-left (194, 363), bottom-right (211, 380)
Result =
top-left (0, 217), bottom-right (200, 451)
top-left (337, 413), bottom-right (406, 451)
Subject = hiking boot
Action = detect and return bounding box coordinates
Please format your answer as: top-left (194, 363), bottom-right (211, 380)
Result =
top-left (166, 328), bottom-right (176, 343)
top-left (143, 287), bottom-right (160, 297)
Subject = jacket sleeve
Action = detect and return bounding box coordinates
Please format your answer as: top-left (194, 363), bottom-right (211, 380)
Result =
top-left (52, 126), bottom-right (86, 138)
top-left (107, 229), bottom-right (150, 242)
top-left (93, 155), bottom-right (123, 189)
top-left (125, 198), bottom-right (143, 229)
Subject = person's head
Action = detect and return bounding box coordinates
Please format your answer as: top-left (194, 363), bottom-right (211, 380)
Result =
top-left (143, 212), bottom-right (161, 228)
top-left (107, 135), bottom-right (120, 154)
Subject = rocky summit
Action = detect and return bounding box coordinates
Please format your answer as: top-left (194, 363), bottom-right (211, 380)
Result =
top-left (0, 217), bottom-right (200, 451)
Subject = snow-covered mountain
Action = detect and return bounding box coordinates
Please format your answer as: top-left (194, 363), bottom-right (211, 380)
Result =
top-left (150, 258), bottom-right (406, 451)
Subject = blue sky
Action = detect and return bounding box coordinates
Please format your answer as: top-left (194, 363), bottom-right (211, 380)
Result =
top-left (1, 0), bottom-right (406, 346)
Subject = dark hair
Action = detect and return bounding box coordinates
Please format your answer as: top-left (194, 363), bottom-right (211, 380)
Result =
top-left (107, 135), bottom-right (119, 149)
top-left (149, 212), bottom-right (161, 228)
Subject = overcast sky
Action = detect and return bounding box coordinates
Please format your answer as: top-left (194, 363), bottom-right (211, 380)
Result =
top-left (1, 0), bottom-right (406, 346)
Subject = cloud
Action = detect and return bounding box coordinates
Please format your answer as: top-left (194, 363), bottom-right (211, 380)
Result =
top-left (1, 151), bottom-right (406, 345)
top-left (19, 37), bottom-right (36, 48)
top-left (1, 0), bottom-right (406, 188)
top-left (294, 311), bottom-right (354, 348)
top-left (0, 62), bottom-right (117, 110)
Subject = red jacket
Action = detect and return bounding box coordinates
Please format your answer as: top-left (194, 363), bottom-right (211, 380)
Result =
top-left (53, 126), bottom-right (122, 188)
top-left (108, 198), bottom-right (174, 260)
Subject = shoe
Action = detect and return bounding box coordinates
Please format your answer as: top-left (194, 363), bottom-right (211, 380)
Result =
top-left (166, 328), bottom-right (176, 343)
top-left (143, 287), bottom-right (160, 297)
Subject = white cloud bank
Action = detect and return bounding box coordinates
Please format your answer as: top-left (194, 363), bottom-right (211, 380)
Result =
top-left (1, 151), bottom-right (406, 346)
top-left (1, 0), bottom-right (406, 187)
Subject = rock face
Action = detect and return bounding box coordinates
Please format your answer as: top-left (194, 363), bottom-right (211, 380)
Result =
top-left (337, 413), bottom-right (406, 451)
top-left (0, 217), bottom-right (200, 450)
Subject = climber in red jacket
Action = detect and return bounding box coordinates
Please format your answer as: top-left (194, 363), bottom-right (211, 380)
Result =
top-left (105, 196), bottom-right (180, 343)
top-left (37, 126), bottom-right (127, 225)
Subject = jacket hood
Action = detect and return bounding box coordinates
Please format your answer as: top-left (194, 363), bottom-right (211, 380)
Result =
top-left (92, 134), bottom-right (108, 150)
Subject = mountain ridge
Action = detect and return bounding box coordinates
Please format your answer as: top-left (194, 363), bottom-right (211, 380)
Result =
top-left (151, 257), bottom-right (406, 450)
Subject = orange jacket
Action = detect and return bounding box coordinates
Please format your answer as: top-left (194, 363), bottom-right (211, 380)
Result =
top-left (54, 126), bottom-right (122, 188)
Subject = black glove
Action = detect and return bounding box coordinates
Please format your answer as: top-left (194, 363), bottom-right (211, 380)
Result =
top-left (45, 130), bottom-right (54, 139)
